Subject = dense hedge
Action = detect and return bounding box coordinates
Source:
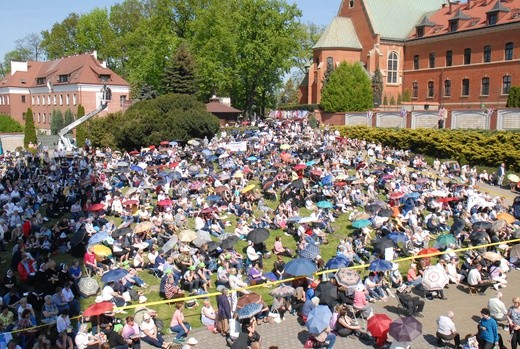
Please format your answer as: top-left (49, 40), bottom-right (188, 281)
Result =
top-left (0, 115), bottom-right (24, 132)
top-left (337, 126), bottom-right (520, 171)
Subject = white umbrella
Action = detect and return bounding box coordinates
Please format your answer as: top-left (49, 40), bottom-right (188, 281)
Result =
top-left (421, 266), bottom-right (449, 291)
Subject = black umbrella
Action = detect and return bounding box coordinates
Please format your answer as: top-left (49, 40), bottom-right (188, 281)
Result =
top-left (372, 237), bottom-right (395, 255)
top-left (473, 221), bottom-right (493, 230)
top-left (314, 281), bottom-right (338, 309)
top-left (470, 231), bottom-right (489, 244)
top-left (365, 204), bottom-right (381, 215)
top-left (377, 208), bottom-right (394, 218)
top-left (207, 241), bottom-right (221, 252)
top-left (221, 236), bottom-right (239, 250)
top-left (290, 179), bottom-right (305, 190)
top-left (247, 228), bottom-right (270, 244)
top-left (112, 227), bottom-right (133, 238)
top-left (70, 228), bottom-right (87, 247)
top-left (450, 218), bottom-right (465, 235)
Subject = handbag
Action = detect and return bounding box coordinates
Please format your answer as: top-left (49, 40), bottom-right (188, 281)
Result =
top-left (267, 310), bottom-right (281, 324)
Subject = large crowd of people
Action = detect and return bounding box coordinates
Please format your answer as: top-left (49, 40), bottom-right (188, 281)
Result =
top-left (0, 116), bottom-right (519, 349)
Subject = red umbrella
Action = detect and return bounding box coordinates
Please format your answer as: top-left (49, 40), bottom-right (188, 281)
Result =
top-left (169, 162), bottom-right (179, 168)
top-left (367, 313), bottom-right (392, 338)
top-left (83, 301), bottom-right (114, 317)
top-left (310, 169), bottom-right (323, 177)
top-left (436, 197), bottom-right (460, 203)
top-left (88, 203), bottom-right (105, 211)
top-left (334, 181), bottom-right (347, 187)
top-left (389, 191), bottom-right (405, 200)
top-left (418, 247), bottom-right (440, 256)
top-left (294, 164), bottom-right (306, 170)
top-left (157, 199), bottom-right (173, 206)
top-left (122, 200), bottom-right (138, 206)
top-left (149, 145), bottom-right (156, 149)
top-left (201, 207), bottom-right (217, 214)
top-left (281, 153), bottom-right (292, 162)
top-left (160, 141), bottom-right (170, 146)
top-left (129, 150), bottom-right (139, 155)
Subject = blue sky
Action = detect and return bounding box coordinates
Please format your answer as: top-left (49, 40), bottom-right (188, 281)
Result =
top-left (0, 0), bottom-right (341, 63)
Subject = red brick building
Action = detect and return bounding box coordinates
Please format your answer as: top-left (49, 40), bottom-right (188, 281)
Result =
top-left (0, 52), bottom-right (130, 133)
top-left (301, 0), bottom-right (520, 110)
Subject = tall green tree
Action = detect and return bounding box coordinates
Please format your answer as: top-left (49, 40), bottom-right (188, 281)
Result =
top-left (191, 0), bottom-right (302, 114)
top-left (40, 13), bottom-right (81, 60)
top-left (507, 86), bottom-right (520, 107)
top-left (292, 22), bottom-right (325, 76)
top-left (161, 41), bottom-right (197, 95)
top-left (75, 104), bottom-right (87, 147)
top-left (50, 109), bottom-right (64, 135)
top-left (278, 78), bottom-right (299, 106)
top-left (23, 108), bottom-right (37, 147)
top-left (320, 62), bottom-right (373, 112)
top-left (64, 109), bottom-right (74, 126)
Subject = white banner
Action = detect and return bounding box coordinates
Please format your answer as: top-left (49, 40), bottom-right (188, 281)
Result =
top-left (225, 141), bottom-right (247, 152)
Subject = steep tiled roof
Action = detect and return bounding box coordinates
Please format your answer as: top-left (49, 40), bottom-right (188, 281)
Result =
top-left (363, 0), bottom-right (447, 41)
top-left (408, 0), bottom-right (520, 39)
top-left (1, 53), bottom-right (129, 88)
top-left (206, 100), bottom-right (241, 114)
top-left (313, 17), bottom-right (362, 50)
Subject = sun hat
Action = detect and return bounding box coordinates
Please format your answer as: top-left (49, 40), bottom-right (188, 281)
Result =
top-left (187, 337), bottom-right (198, 345)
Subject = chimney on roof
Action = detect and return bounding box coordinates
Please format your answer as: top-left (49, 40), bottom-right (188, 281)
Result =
top-left (92, 50), bottom-right (98, 60)
top-left (466, 0), bottom-right (471, 9)
top-left (449, 1), bottom-right (453, 14)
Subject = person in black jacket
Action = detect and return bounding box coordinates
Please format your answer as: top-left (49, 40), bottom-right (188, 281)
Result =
top-left (396, 285), bottom-right (425, 317)
top-left (101, 322), bottom-right (130, 349)
top-left (216, 287), bottom-right (233, 346)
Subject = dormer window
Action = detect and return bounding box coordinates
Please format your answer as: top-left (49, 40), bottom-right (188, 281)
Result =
top-left (416, 27), bottom-right (424, 38)
top-left (449, 20), bottom-right (458, 32)
top-left (99, 74), bottom-right (111, 82)
top-left (36, 77), bottom-right (45, 85)
top-left (487, 13), bottom-right (497, 25)
top-left (58, 75), bottom-right (69, 83)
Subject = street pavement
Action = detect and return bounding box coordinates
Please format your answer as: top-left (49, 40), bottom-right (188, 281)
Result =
top-left (146, 184), bottom-right (519, 349)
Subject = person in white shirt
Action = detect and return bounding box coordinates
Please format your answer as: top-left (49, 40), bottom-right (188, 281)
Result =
top-left (446, 257), bottom-right (464, 284)
top-left (488, 291), bottom-right (508, 322)
top-left (246, 241), bottom-right (261, 268)
top-left (436, 311), bottom-right (461, 347)
top-left (75, 323), bottom-right (100, 349)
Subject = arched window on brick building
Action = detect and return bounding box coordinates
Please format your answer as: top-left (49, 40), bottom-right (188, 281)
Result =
top-left (387, 52), bottom-right (398, 84)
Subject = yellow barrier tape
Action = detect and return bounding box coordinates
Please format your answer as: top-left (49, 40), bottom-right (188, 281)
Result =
top-left (9, 237), bottom-right (520, 335)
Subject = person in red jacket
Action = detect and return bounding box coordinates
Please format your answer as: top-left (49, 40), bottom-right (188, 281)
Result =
top-left (17, 253), bottom-right (36, 282)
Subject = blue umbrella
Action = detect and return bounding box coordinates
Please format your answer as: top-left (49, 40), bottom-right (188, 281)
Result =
top-left (306, 160), bottom-right (316, 166)
top-left (206, 195), bottom-right (221, 202)
top-left (101, 268), bottom-right (129, 283)
top-left (321, 175), bottom-right (333, 186)
top-left (88, 231), bottom-right (109, 246)
top-left (388, 232), bottom-right (408, 243)
top-left (325, 256), bottom-right (350, 270)
top-left (368, 259), bottom-right (393, 272)
top-left (284, 258), bottom-right (317, 277)
top-left (169, 141), bottom-right (178, 146)
top-left (405, 192), bottom-right (421, 199)
top-left (352, 219), bottom-right (372, 228)
top-left (300, 244), bottom-right (320, 260)
top-left (316, 201), bottom-right (334, 209)
top-left (201, 149), bottom-right (213, 157)
top-left (306, 305), bottom-right (332, 334)
top-left (130, 165), bottom-right (143, 172)
top-left (246, 156), bottom-right (258, 161)
top-left (207, 155), bottom-right (218, 162)
top-left (236, 303), bottom-right (263, 320)
top-left (169, 171), bottom-right (183, 181)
